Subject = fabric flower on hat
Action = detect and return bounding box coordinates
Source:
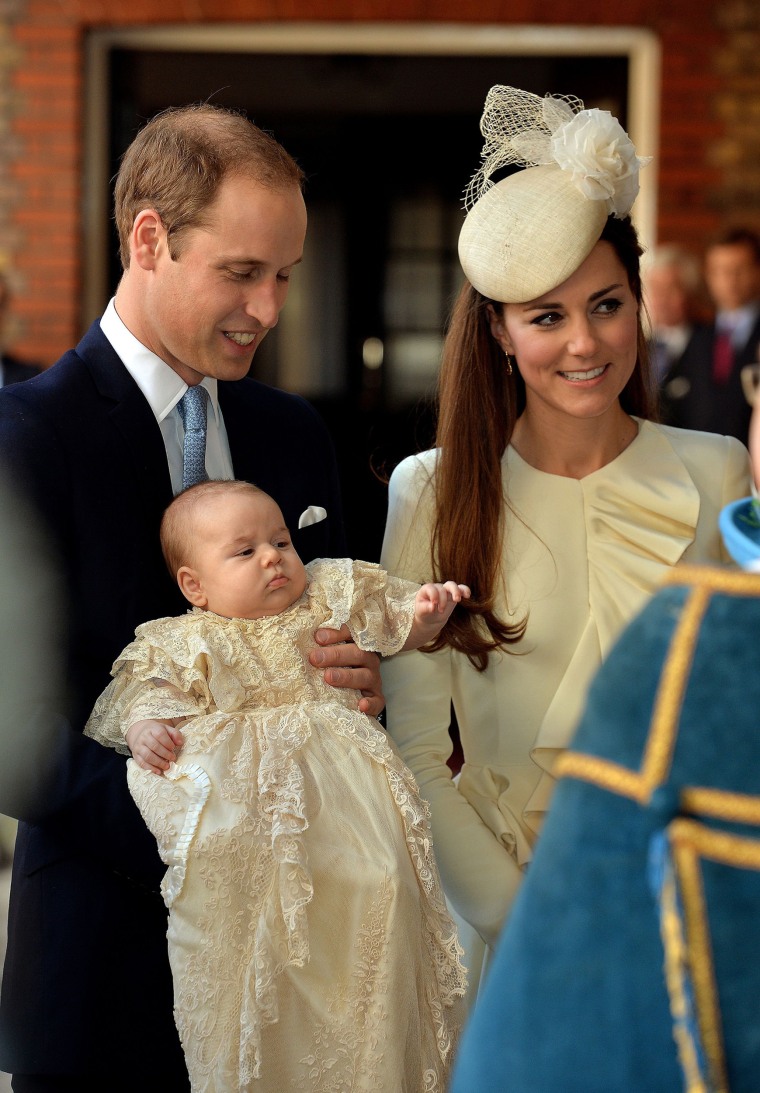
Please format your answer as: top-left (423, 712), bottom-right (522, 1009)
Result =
top-left (551, 109), bottom-right (649, 218)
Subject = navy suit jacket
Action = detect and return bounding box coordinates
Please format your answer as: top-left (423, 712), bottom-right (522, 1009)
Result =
top-left (0, 353), bottom-right (42, 387)
top-left (0, 322), bottom-right (346, 1079)
top-left (659, 315), bottom-right (760, 444)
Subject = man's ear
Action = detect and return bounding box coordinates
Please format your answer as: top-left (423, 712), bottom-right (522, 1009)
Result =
top-left (486, 302), bottom-right (514, 354)
top-left (131, 209), bottom-right (166, 271)
top-left (177, 566), bottom-right (208, 608)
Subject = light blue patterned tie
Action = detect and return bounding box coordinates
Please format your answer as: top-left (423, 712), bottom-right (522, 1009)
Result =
top-left (178, 385), bottom-right (209, 490)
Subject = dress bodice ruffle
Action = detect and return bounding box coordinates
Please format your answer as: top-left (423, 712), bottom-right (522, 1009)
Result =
top-left (510, 422), bottom-right (704, 827)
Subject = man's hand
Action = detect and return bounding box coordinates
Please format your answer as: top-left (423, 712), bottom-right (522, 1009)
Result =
top-left (309, 624), bottom-right (385, 717)
top-left (126, 719), bottom-right (184, 775)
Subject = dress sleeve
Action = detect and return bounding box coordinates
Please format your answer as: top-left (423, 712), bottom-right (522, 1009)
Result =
top-left (345, 560), bottom-right (419, 656)
top-left (381, 455), bottom-right (523, 947)
top-left (84, 619), bottom-right (216, 753)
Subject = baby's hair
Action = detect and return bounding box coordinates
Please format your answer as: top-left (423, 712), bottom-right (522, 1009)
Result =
top-left (160, 479), bottom-right (269, 578)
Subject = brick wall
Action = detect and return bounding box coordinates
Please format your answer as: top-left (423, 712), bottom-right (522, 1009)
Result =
top-left (3, 0), bottom-right (753, 365)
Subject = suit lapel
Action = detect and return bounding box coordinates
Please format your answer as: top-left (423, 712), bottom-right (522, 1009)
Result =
top-left (219, 378), bottom-right (257, 481)
top-left (75, 321), bottom-right (173, 505)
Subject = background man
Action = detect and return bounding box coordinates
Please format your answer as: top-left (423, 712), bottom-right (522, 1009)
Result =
top-left (643, 244), bottom-right (704, 412)
top-left (662, 227), bottom-right (760, 444)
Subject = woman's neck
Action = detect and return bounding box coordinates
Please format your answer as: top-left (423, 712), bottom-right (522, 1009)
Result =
top-left (511, 403), bottom-right (639, 479)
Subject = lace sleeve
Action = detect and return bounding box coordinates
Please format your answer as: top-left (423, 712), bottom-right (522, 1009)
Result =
top-left (347, 561), bottom-right (420, 656)
top-left (305, 558), bottom-right (420, 656)
top-left (84, 618), bottom-right (217, 753)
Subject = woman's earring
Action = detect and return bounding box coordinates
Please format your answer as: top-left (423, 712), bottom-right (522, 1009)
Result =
top-left (504, 351), bottom-right (513, 376)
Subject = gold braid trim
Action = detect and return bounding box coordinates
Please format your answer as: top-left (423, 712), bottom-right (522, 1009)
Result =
top-left (682, 787), bottom-right (760, 827)
top-left (555, 583), bottom-right (712, 803)
top-left (554, 753), bottom-right (648, 802)
top-left (667, 817), bottom-right (760, 1093)
top-left (672, 831), bottom-right (725, 1093)
top-left (658, 857), bottom-right (709, 1093)
top-left (661, 564), bottom-right (760, 596)
top-left (672, 816), bottom-right (760, 869)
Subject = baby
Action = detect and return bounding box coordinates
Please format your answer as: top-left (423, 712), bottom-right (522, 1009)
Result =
top-left (86, 479), bottom-right (468, 1093)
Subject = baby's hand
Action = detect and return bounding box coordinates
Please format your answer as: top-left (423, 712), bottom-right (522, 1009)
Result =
top-left (402, 583), bottom-right (471, 652)
top-left (126, 719), bottom-right (184, 775)
top-left (416, 581), bottom-right (471, 620)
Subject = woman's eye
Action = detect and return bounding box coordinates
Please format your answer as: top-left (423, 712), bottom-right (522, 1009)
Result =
top-left (532, 311), bottom-right (562, 327)
top-left (596, 297), bottom-right (623, 315)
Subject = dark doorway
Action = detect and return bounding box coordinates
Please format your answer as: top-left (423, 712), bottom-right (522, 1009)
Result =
top-left (107, 47), bottom-right (629, 558)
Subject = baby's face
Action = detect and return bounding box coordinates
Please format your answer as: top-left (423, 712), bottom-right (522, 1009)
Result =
top-left (184, 491), bottom-right (308, 619)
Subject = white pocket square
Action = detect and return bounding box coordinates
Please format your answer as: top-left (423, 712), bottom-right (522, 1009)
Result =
top-left (298, 505), bottom-right (327, 529)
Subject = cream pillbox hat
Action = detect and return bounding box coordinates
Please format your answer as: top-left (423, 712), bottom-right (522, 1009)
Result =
top-left (458, 86), bottom-right (650, 303)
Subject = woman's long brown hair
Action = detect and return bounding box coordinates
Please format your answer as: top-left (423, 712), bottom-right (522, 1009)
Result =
top-left (424, 215), bottom-right (658, 671)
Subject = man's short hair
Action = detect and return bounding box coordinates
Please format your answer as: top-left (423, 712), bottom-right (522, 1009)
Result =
top-left (709, 227), bottom-right (760, 266)
top-left (114, 103), bottom-right (305, 270)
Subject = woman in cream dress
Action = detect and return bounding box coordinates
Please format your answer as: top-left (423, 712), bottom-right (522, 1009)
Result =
top-left (380, 86), bottom-right (752, 996)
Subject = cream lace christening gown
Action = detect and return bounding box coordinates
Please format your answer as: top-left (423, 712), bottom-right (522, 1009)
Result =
top-left (86, 559), bottom-right (466, 1093)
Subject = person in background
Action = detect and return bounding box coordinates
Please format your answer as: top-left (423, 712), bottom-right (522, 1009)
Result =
top-left (662, 227), bottom-right (760, 444)
top-left (0, 104), bottom-right (383, 1093)
top-left (380, 85), bottom-right (752, 1007)
top-left (0, 272), bottom-right (43, 388)
top-left (643, 244), bottom-right (705, 413)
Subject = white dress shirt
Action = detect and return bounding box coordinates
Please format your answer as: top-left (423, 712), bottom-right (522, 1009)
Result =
top-left (716, 301), bottom-right (760, 350)
top-left (100, 299), bottom-right (234, 494)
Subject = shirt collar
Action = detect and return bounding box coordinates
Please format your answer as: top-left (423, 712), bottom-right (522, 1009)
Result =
top-left (717, 301), bottom-right (759, 334)
top-left (99, 298), bottom-right (221, 424)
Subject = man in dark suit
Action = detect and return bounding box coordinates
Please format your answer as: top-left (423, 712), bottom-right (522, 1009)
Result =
top-left (660, 228), bottom-right (760, 444)
top-left (0, 272), bottom-right (43, 387)
top-left (0, 104), bottom-right (382, 1092)
top-left (0, 351), bottom-right (41, 387)
top-left (643, 243), bottom-right (704, 388)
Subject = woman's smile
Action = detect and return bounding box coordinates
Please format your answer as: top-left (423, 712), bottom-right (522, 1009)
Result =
top-left (557, 363), bottom-right (609, 383)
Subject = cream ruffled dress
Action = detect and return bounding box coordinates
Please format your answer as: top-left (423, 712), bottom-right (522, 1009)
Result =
top-left (381, 421), bottom-right (751, 972)
top-left (86, 559), bottom-right (466, 1093)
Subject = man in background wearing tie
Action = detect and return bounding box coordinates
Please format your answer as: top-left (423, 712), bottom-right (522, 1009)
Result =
top-left (643, 244), bottom-right (705, 420)
top-left (660, 227), bottom-right (760, 444)
top-left (0, 104), bottom-right (383, 1093)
